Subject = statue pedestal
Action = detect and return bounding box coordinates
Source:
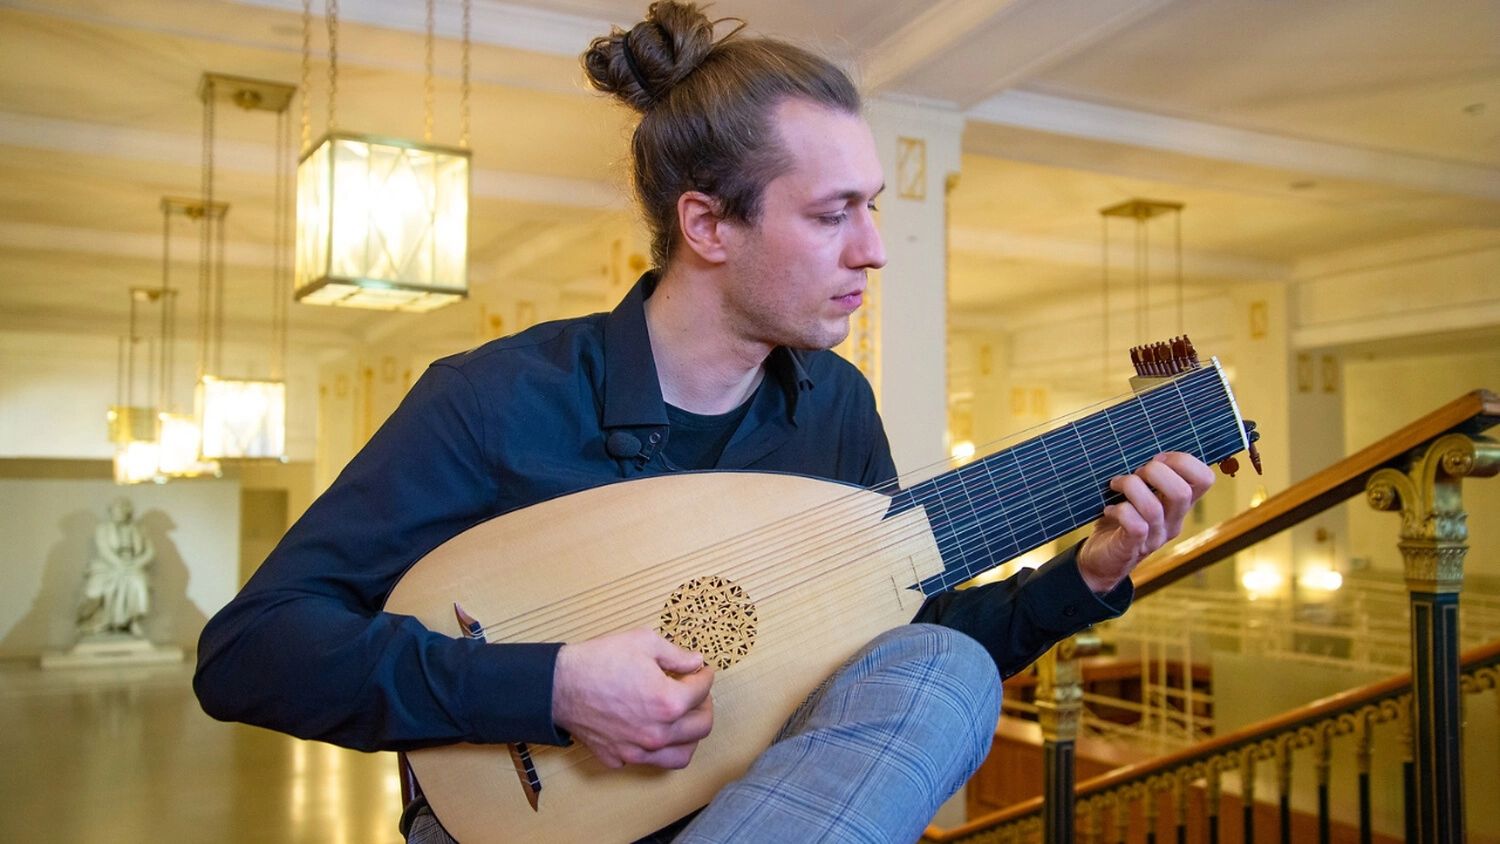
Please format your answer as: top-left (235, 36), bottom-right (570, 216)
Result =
top-left (41, 634), bottom-right (184, 670)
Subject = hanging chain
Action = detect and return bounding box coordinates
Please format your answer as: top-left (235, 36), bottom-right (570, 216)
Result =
top-left (215, 195), bottom-right (227, 378)
top-left (160, 203), bottom-right (175, 413)
top-left (198, 79), bottom-right (216, 383)
top-left (157, 203), bottom-right (171, 412)
top-left (326, 0), bottom-right (339, 133)
top-left (424, 0), bottom-right (435, 143)
top-left (301, 0), bottom-right (313, 152)
top-left (273, 107), bottom-right (291, 382)
top-left (461, 0), bottom-right (471, 149)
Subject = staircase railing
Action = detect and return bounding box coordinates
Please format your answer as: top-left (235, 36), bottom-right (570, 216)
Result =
top-left (923, 641), bottom-right (1500, 844)
top-left (922, 389), bottom-right (1500, 844)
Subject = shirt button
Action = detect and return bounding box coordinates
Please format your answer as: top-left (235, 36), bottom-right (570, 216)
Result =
top-left (648, 432), bottom-right (662, 444)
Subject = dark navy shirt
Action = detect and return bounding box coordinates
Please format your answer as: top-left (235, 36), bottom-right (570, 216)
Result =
top-left (194, 273), bottom-right (1130, 752)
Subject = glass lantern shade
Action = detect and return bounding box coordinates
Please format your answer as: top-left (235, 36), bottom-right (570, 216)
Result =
top-left (295, 132), bottom-right (469, 312)
top-left (199, 376), bottom-right (286, 459)
top-left (113, 440), bottom-right (163, 485)
top-left (107, 404), bottom-right (158, 445)
top-left (158, 412), bottom-right (220, 477)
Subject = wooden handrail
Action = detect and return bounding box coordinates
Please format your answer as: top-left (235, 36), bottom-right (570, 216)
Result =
top-left (1133, 389), bottom-right (1500, 599)
top-left (924, 638), bottom-right (1500, 842)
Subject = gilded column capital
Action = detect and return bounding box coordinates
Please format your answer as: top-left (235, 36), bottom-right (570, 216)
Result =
top-left (1366, 433), bottom-right (1500, 592)
top-left (1036, 630), bottom-right (1101, 742)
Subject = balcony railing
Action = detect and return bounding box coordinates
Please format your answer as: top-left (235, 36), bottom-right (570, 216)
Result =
top-left (923, 390), bottom-right (1500, 844)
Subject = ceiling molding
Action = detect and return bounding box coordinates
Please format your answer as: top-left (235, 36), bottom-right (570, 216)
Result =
top-left (967, 90), bottom-right (1500, 202)
top-left (0, 304), bottom-right (358, 348)
top-left (0, 112), bottom-right (628, 209)
top-left (229, 0), bottom-right (612, 58)
top-left (1293, 299), bottom-right (1500, 353)
top-left (885, 0), bottom-right (1175, 107)
top-left (860, 0), bottom-right (1026, 93)
top-left (0, 222), bottom-right (276, 268)
top-left (950, 226), bottom-right (1290, 281)
top-left (1293, 229), bottom-right (1500, 282)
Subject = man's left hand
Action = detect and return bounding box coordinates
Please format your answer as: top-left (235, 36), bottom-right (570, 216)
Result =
top-left (1076, 452), bottom-right (1216, 594)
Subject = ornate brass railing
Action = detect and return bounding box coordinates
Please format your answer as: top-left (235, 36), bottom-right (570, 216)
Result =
top-left (923, 641), bottom-right (1500, 844)
top-left (923, 390), bottom-right (1500, 844)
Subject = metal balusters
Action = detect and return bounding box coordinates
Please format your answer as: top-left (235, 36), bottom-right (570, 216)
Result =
top-left (1171, 772), bottom-right (1189, 844)
top-left (1205, 760), bottom-right (1222, 844)
top-left (1314, 724), bottom-right (1333, 844)
top-left (1240, 750), bottom-right (1256, 844)
top-left (1081, 798), bottom-right (1101, 844)
top-left (1143, 779), bottom-right (1159, 844)
top-left (1275, 735), bottom-right (1293, 844)
top-left (1113, 789), bottom-right (1130, 844)
top-left (1355, 709), bottom-right (1374, 844)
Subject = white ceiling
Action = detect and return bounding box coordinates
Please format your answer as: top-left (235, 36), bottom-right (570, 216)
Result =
top-left (1, 0), bottom-right (1497, 347)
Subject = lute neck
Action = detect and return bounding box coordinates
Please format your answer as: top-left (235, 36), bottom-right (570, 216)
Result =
top-left (891, 362), bottom-right (1247, 596)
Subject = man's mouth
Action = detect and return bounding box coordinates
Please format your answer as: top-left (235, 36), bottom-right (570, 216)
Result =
top-left (833, 290), bottom-right (864, 310)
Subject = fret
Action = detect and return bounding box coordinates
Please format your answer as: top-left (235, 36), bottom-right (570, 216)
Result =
top-left (1008, 438), bottom-right (1075, 538)
top-left (987, 447), bottom-right (1051, 551)
top-left (922, 472), bottom-right (975, 574)
top-left (949, 463), bottom-right (996, 571)
top-left (1070, 412), bottom-right (1126, 509)
top-left (972, 455), bottom-right (1023, 566)
top-left (1138, 384), bottom-right (1197, 455)
top-left (1102, 399), bottom-right (1163, 468)
top-left (1037, 425), bottom-right (1093, 524)
top-left (1170, 380), bottom-right (1208, 458)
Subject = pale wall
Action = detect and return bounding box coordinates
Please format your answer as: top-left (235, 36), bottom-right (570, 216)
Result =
top-left (0, 469), bottom-right (241, 659)
top-left (1343, 348), bottom-right (1500, 579)
top-left (0, 330), bottom-right (319, 461)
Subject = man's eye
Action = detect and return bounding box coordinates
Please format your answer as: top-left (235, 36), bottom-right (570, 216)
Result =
top-left (867, 202), bottom-right (879, 214)
top-left (819, 213), bottom-right (847, 225)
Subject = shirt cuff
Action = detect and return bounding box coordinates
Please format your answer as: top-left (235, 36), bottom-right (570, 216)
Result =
top-left (459, 641), bottom-right (570, 746)
top-left (1030, 542), bottom-right (1133, 628)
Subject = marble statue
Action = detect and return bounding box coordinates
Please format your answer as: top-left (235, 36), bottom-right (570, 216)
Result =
top-left (78, 497), bottom-right (155, 637)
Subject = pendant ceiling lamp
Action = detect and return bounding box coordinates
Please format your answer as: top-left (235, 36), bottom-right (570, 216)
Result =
top-left (1099, 199), bottom-right (1184, 384)
top-left (196, 73), bottom-right (295, 461)
top-left (294, 0), bottom-right (472, 312)
top-left (108, 199), bottom-right (223, 485)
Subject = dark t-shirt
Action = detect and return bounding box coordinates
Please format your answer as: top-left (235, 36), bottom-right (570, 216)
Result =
top-left (663, 392), bottom-right (756, 470)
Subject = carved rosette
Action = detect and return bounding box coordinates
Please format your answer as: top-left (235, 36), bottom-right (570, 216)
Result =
top-left (657, 576), bottom-right (757, 671)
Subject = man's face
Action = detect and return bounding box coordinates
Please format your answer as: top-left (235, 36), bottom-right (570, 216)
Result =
top-left (719, 99), bottom-right (887, 351)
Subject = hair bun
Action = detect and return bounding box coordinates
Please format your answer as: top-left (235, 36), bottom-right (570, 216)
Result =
top-left (581, 1), bottom-right (719, 112)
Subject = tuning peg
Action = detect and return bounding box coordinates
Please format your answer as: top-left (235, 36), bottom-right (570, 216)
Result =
top-left (1242, 419), bottom-right (1264, 475)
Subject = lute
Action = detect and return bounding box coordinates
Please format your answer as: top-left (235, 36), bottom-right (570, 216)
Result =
top-left (384, 338), bottom-right (1259, 842)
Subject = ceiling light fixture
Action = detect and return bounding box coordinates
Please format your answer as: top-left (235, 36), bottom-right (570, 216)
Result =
top-left (293, 0), bottom-right (473, 311)
top-left (196, 73), bottom-right (295, 461)
top-left (1099, 199), bottom-right (1184, 385)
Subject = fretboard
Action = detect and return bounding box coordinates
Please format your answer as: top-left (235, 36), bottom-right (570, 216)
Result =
top-left (889, 362), bottom-right (1247, 595)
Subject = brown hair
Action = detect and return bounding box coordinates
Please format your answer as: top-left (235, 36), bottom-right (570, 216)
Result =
top-left (582, 1), bottom-right (861, 267)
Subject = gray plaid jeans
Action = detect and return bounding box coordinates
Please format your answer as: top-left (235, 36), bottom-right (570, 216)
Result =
top-left (407, 624), bottom-right (1001, 843)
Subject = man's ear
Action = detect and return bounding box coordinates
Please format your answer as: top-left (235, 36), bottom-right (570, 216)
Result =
top-left (676, 191), bottom-right (730, 265)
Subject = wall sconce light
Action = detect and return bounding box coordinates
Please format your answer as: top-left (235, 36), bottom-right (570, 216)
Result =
top-left (1240, 564), bottom-right (1284, 600)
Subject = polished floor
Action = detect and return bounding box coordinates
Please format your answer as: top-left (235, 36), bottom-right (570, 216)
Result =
top-left (0, 659), bottom-right (404, 843)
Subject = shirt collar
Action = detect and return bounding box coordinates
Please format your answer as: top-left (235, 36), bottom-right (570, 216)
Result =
top-left (601, 272), bottom-right (669, 429)
top-left (601, 271), bottom-right (817, 429)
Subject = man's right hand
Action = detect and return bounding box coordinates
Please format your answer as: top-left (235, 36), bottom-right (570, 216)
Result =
top-left (551, 627), bottom-right (715, 769)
